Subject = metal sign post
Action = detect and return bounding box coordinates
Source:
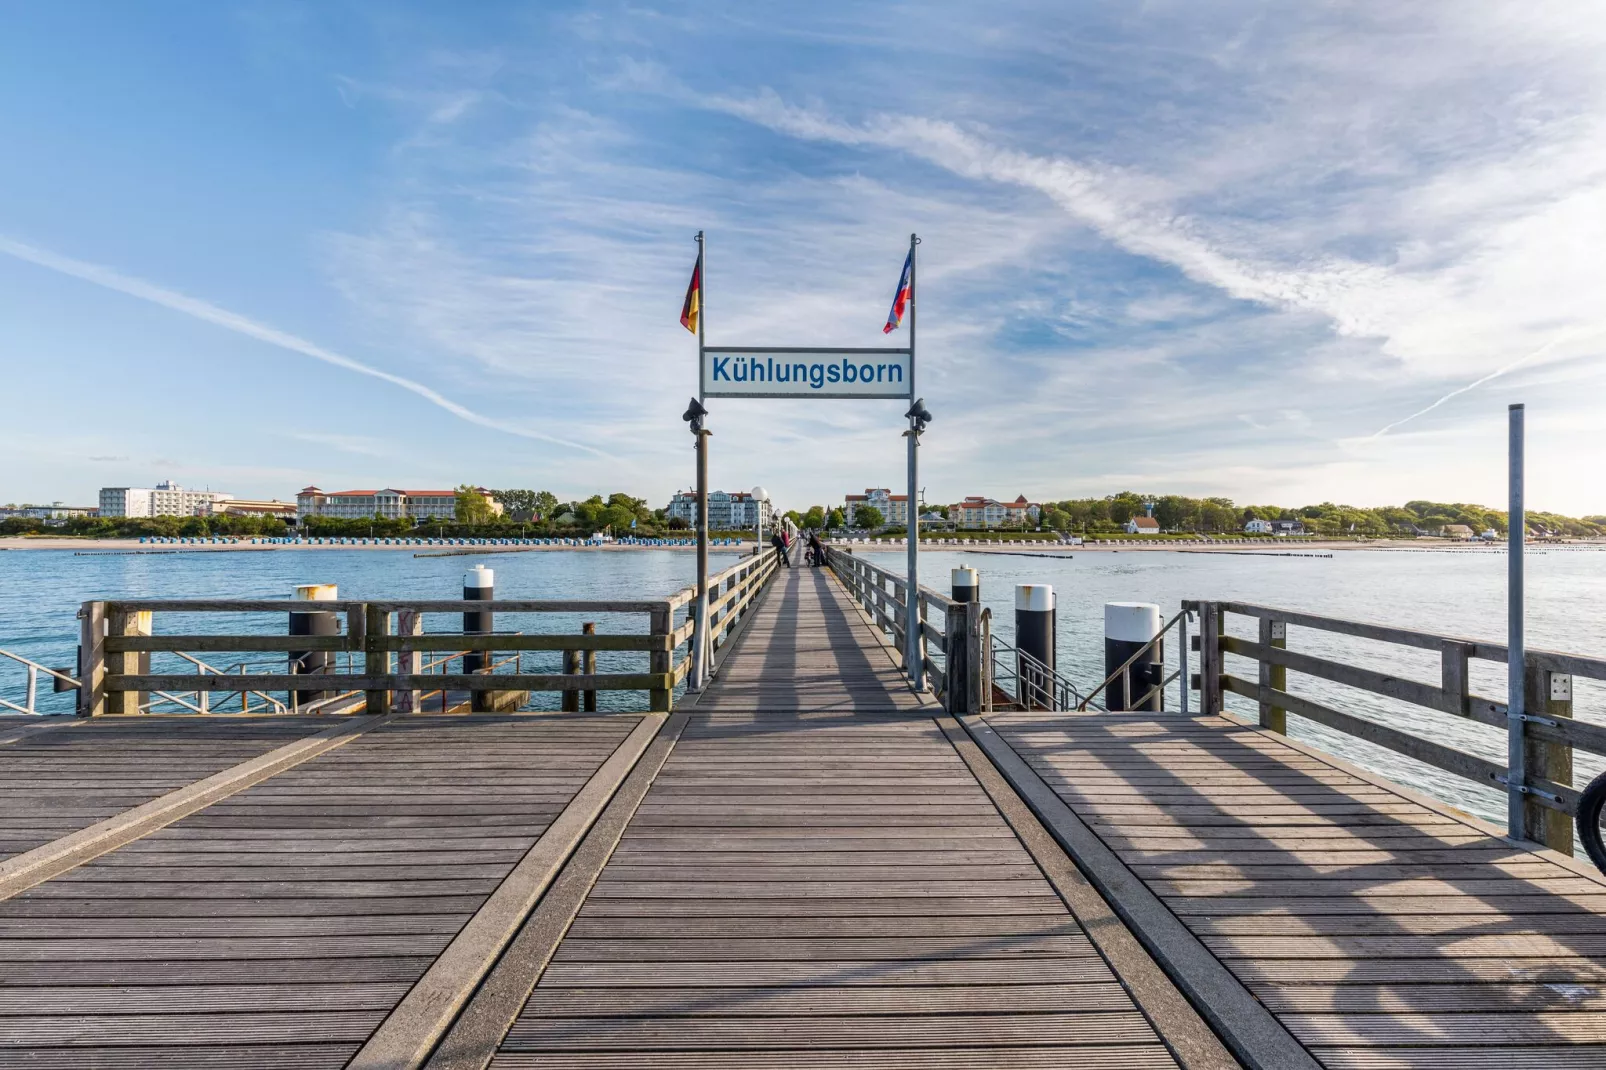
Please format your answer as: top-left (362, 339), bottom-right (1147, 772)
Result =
top-left (687, 232), bottom-right (928, 692)
top-left (1507, 402), bottom-right (1526, 839)
top-left (904, 234), bottom-right (923, 691)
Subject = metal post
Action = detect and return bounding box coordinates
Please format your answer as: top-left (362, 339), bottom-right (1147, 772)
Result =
top-left (1178, 610), bottom-right (1189, 715)
top-left (1105, 603), bottom-right (1162, 712)
top-left (289, 584), bottom-right (338, 709)
top-left (904, 233), bottom-right (922, 691)
top-left (1507, 402), bottom-right (1527, 840)
top-left (693, 427), bottom-right (711, 689)
top-left (463, 565), bottom-right (494, 713)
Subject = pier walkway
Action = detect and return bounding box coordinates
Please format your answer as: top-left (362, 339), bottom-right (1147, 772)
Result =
top-left (0, 565), bottom-right (1603, 1067)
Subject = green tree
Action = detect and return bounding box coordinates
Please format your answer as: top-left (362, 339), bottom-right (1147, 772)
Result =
top-left (826, 507), bottom-right (846, 529)
top-left (534, 491), bottom-right (560, 520)
top-left (490, 489), bottom-right (537, 520)
top-left (803, 505), bottom-right (826, 529)
top-left (455, 485), bottom-right (494, 525)
top-left (855, 505), bottom-right (884, 529)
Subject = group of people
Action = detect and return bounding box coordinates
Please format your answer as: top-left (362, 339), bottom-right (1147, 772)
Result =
top-left (769, 527), bottom-right (825, 568)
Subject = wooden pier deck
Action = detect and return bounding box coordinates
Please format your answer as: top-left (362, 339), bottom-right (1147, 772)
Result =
top-left (1, 565), bottom-right (1604, 1067)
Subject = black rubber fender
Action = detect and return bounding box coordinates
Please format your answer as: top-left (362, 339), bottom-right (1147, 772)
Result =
top-left (1576, 767), bottom-right (1606, 877)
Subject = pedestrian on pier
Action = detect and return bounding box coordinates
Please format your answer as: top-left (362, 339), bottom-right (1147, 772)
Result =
top-left (771, 530), bottom-right (791, 567)
top-left (807, 530), bottom-right (823, 567)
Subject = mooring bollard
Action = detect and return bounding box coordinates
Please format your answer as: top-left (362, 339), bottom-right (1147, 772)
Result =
top-left (1015, 584), bottom-right (1056, 710)
top-left (463, 565), bottom-right (494, 712)
top-left (1105, 602), bottom-right (1162, 711)
top-left (289, 584), bottom-right (338, 710)
top-left (951, 565), bottom-right (978, 603)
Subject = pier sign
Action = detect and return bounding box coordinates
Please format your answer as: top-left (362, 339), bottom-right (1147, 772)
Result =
top-left (702, 346), bottom-right (912, 400)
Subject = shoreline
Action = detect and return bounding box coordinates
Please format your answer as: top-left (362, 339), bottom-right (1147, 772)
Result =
top-left (5, 536), bottom-right (1602, 555)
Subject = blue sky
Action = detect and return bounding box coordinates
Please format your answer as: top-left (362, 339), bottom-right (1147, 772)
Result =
top-left (3, 1), bottom-right (1604, 514)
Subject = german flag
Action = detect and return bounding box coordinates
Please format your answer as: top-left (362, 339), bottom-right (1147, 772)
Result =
top-left (680, 254), bottom-right (701, 335)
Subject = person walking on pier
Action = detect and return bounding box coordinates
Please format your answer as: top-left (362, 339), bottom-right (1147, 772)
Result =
top-left (771, 530), bottom-right (791, 567)
top-left (807, 530), bottom-right (824, 567)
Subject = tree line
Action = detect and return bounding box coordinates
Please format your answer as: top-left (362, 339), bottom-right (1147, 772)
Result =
top-left (1035, 493), bottom-right (1605, 538)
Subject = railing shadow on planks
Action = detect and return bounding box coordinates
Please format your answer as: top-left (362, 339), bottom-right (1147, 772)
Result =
top-left (60, 549), bottom-right (779, 718)
top-left (1192, 598), bottom-right (1606, 856)
top-left (826, 546), bottom-right (1606, 868)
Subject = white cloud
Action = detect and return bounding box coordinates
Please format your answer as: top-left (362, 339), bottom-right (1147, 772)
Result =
top-left (0, 235), bottom-right (612, 456)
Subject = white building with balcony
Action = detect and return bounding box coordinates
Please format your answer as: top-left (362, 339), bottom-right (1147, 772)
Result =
top-left (100, 481), bottom-right (231, 518)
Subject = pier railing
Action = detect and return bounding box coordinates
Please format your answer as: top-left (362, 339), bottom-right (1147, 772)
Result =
top-left (1192, 599), bottom-right (1606, 853)
top-left (69, 550), bottom-right (778, 717)
top-left (826, 549), bottom-right (993, 713)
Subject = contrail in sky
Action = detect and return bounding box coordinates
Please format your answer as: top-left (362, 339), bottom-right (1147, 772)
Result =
top-left (1368, 327), bottom-right (1605, 439)
top-left (0, 235), bottom-right (610, 457)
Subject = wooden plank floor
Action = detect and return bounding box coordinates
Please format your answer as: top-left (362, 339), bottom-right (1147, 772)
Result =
top-left (0, 716), bottom-right (332, 861)
top-left (0, 714), bottom-right (644, 1069)
top-left (987, 710), bottom-right (1606, 1069)
top-left (488, 567), bottom-right (1181, 1069)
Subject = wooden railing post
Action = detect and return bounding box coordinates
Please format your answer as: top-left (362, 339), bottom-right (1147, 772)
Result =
top-left (649, 601), bottom-right (673, 713)
top-left (582, 622), bottom-right (598, 713)
top-left (1525, 661), bottom-right (1573, 853)
top-left (944, 601), bottom-right (968, 713)
top-left (106, 608), bottom-right (149, 716)
top-left (1258, 616), bottom-right (1287, 733)
top-left (1440, 641), bottom-right (1471, 718)
top-left (966, 602), bottom-right (986, 715)
top-left (394, 609), bottom-right (421, 713)
top-left (561, 641), bottom-right (580, 714)
top-left (364, 604), bottom-right (390, 716)
top-left (1197, 602), bottom-right (1223, 716)
top-left (79, 601), bottom-right (106, 717)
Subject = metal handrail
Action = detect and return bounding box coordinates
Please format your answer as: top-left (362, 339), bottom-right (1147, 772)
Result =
top-left (0, 648), bottom-right (79, 716)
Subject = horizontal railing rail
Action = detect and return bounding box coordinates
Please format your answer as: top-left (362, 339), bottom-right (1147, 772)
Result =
top-left (68, 550), bottom-right (780, 718)
top-left (1190, 598), bottom-right (1605, 858)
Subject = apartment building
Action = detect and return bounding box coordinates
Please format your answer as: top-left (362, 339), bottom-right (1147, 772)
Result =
top-left (844, 488), bottom-right (909, 526)
top-left (100, 481), bottom-right (231, 518)
top-left (666, 490), bottom-right (775, 530)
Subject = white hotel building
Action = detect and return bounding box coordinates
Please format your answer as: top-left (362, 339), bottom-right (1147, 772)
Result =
top-left (296, 487), bottom-right (472, 521)
top-left (99, 481), bottom-right (232, 518)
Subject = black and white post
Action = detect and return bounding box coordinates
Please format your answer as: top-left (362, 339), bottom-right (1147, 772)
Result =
top-left (951, 566), bottom-right (978, 603)
top-left (463, 564), bottom-right (494, 712)
top-left (1015, 584), bottom-right (1056, 710)
top-left (1506, 402), bottom-right (1526, 839)
top-left (1105, 602), bottom-right (1162, 711)
top-left (288, 583), bottom-right (338, 710)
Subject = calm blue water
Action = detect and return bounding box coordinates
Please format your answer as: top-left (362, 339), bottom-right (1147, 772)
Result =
top-left (0, 548), bottom-right (744, 715)
top-left (4, 543), bottom-right (1605, 828)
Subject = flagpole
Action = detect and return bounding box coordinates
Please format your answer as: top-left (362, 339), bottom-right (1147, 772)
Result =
top-left (905, 232), bottom-right (924, 692)
top-left (692, 232), bottom-right (712, 691)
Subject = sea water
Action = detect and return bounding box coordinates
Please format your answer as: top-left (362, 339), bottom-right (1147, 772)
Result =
top-left (3, 544), bottom-right (1604, 828)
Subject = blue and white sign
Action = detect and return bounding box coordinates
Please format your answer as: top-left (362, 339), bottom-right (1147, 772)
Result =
top-left (702, 347), bottom-right (913, 400)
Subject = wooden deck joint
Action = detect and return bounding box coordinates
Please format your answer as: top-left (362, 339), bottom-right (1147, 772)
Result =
top-left (348, 712), bottom-right (667, 1070)
top-left (959, 712), bottom-right (1321, 1070)
top-left (424, 709), bottom-right (693, 1070)
top-left (936, 713), bottom-right (1241, 1070)
top-left (0, 713), bottom-right (394, 901)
